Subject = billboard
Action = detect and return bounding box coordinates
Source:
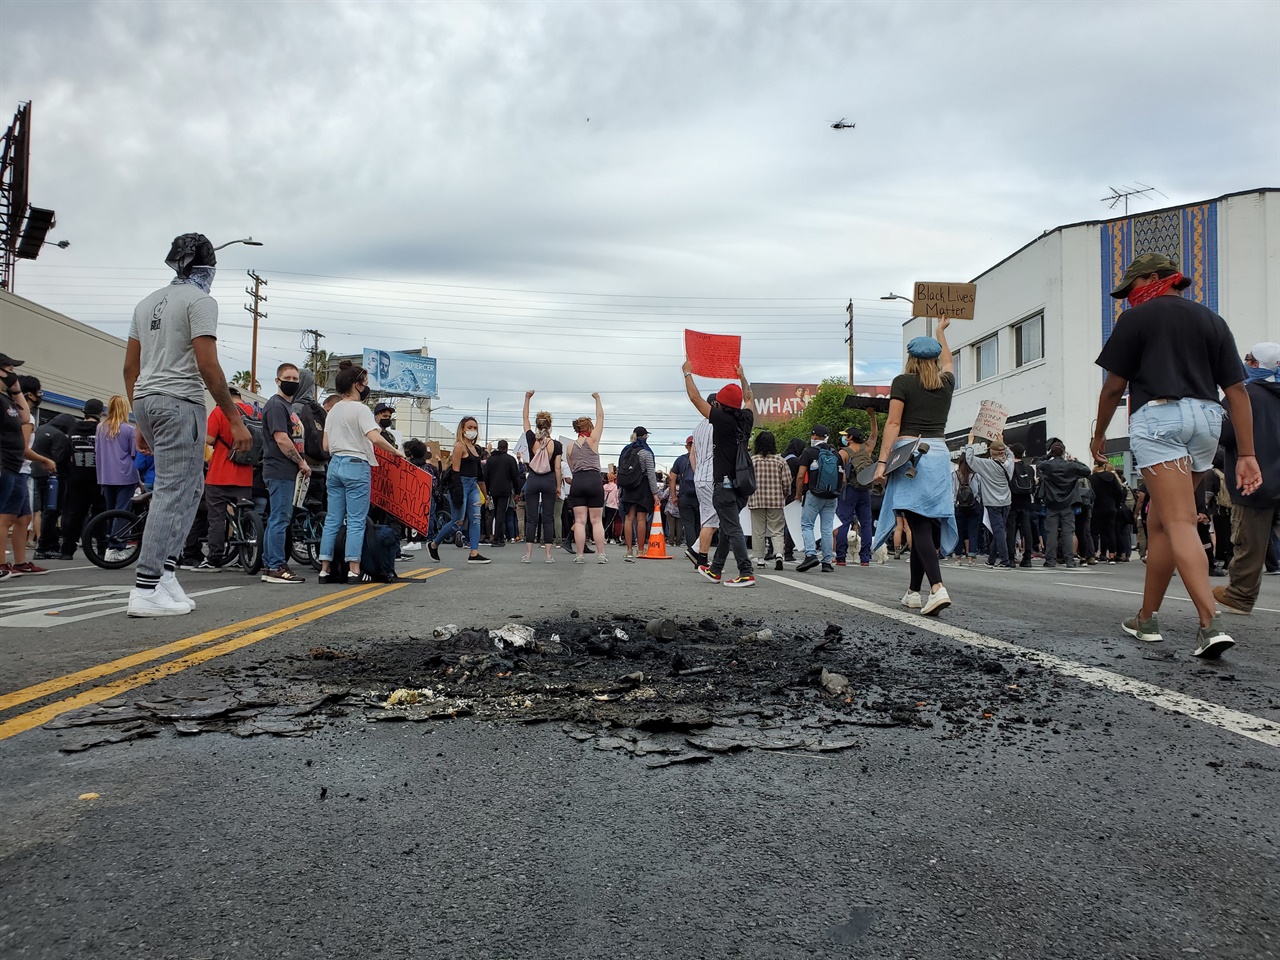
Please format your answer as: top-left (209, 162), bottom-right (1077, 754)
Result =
top-left (362, 349), bottom-right (437, 398)
top-left (750, 383), bottom-right (890, 423)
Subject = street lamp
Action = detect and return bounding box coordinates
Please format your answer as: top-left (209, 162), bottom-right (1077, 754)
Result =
top-left (880, 293), bottom-right (912, 304)
top-left (213, 237), bottom-right (263, 252)
top-left (43, 239), bottom-right (70, 249)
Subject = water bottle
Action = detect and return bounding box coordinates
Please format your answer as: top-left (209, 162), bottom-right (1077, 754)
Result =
top-left (47, 476), bottom-right (58, 503)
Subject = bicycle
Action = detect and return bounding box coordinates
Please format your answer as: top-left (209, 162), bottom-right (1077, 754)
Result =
top-left (288, 496), bottom-right (327, 571)
top-left (83, 492), bottom-right (265, 574)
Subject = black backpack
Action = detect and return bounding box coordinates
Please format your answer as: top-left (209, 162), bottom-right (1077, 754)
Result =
top-left (1011, 461), bottom-right (1034, 495)
top-left (956, 478), bottom-right (977, 508)
top-left (732, 413), bottom-right (755, 497)
top-left (292, 400), bottom-right (329, 463)
top-left (617, 443), bottom-right (647, 491)
top-left (227, 412), bottom-right (265, 466)
top-left (326, 522), bottom-right (399, 583)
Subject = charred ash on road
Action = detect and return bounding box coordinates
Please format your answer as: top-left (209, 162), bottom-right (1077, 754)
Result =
top-left (40, 611), bottom-right (1076, 760)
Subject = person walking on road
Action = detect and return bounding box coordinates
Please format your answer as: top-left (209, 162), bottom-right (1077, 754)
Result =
top-left (261, 363), bottom-right (312, 584)
top-left (123, 234), bottom-right (250, 617)
top-left (681, 360), bottom-right (756, 587)
top-left (318, 362), bottom-right (406, 582)
top-left (565, 395), bottom-right (609, 563)
top-left (871, 318), bottom-right (959, 616)
top-left (835, 414), bottom-right (877, 567)
top-left (963, 434), bottom-right (1014, 568)
top-left (617, 424), bottom-right (660, 561)
top-left (795, 424), bottom-right (841, 573)
top-left (748, 430), bottom-right (789, 571)
top-left (1214, 342), bottom-right (1280, 618)
top-left (428, 416), bottom-right (491, 565)
top-left (687, 406), bottom-right (717, 568)
top-left (1036, 440), bottom-right (1089, 567)
top-left (521, 392), bottom-right (562, 563)
top-left (1093, 252), bottom-right (1259, 658)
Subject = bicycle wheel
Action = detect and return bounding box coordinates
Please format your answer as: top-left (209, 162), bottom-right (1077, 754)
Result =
top-left (237, 507), bottom-right (265, 575)
top-left (303, 512), bottom-right (325, 571)
top-left (82, 509), bottom-right (146, 570)
top-left (288, 511), bottom-right (311, 566)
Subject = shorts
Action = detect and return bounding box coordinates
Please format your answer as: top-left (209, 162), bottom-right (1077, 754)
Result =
top-left (695, 480), bottom-right (719, 529)
top-left (567, 469), bottom-right (605, 510)
top-left (1, 472), bottom-right (32, 517)
top-left (1129, 397), bottom-right (1223, 472)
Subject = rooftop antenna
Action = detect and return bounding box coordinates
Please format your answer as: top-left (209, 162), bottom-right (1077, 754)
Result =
top-left (1101, 182), bottom-right (1167, 216)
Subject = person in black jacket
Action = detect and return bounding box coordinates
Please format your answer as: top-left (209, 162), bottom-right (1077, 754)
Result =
top-left (58, 400), bottom-right (107, 560)
top-left (32, 413), bottom-right (76, 558)
top-left (1037, 440), bottom-right (1090, 567)
top-left (1088, 462), bottom-right (1124, 562)
top-left (483, 439), bottom-right (520, 547)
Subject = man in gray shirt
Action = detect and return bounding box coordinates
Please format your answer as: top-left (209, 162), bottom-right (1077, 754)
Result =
top-left (124, 233), bottom-right (249, 618)
top-left (964, 434), bottom-right (1014, 568)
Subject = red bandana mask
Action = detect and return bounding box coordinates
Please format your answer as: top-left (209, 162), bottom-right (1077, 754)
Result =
top-left (1127, 272), bottom-right (1184, 307)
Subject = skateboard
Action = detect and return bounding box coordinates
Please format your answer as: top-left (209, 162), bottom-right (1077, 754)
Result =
top-left (856, 439), bottom-right (930, 487)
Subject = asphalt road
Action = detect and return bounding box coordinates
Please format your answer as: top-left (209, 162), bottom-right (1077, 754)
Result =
top-left (2, 546), bottom-right (1278, 960)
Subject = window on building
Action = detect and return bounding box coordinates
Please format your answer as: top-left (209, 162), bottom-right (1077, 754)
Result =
top-left (1016, 314), bottom-right (1044, 367)
top-left (950, 352), bottom-right (961, 390)
top-left (975, 335), bottom-right (998, 382)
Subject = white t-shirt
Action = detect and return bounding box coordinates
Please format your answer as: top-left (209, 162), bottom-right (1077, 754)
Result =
top-left (129, 282), bottom-right (219, 404)
top-left (324, 400), bottom-right (378, 463)
top-left (692, 419), bottom-right (713, 484)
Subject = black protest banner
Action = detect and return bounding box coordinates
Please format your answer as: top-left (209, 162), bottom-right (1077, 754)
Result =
top-left (371, 448), bottom-right (433, 531)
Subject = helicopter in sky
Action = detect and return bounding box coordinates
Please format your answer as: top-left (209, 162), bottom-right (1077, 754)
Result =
top-left (830, 118), bottom-right (855, 130)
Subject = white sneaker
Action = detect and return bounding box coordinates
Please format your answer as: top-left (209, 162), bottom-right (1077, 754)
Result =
top-left (920, 586), bottom-right (951, 617)
top-left (104, 548), bottom-right (123, 563)
top-left (159, 573), bottom-right (195, 611)
top-left (900, 590), bottom-right (922, 609)
top-left (401, 542), bottom-right (423, 552)
top-left (128, 587), bottom-right (192, 618)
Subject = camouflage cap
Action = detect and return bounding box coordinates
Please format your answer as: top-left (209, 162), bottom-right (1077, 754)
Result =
top-left (1110, 251), bottom-right (1192, 299)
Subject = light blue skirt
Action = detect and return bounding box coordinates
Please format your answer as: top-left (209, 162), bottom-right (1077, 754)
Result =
top-left (871, 437), bottom-right (959, 556)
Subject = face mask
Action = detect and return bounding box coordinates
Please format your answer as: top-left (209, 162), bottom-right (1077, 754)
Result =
top-left (279, 380), bottom-right (300, 397)
top-left (1245, 364), bottom-right (1279, 384)
top-left (0, 371), bottom-right (16, 390)
top-left (357, 385), bottom-right (371, 401)
top-left (465, 429), bottom-right (478, 440)
top-left (378, 418), bottom-right (393, 428)
top-left (811, 438), bottom-right (822, 447)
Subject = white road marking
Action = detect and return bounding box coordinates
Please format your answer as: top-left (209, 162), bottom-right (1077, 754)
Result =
top-left (1052, 581), bottom-right (1280, 615)
top-left (764, 574), bottom-right (1280, 749)
top-left (0, 586), bottom-right (243, 628)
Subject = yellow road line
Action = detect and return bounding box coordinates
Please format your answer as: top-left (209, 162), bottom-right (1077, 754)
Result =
top-left (0, 568), bottom-right (448, 740)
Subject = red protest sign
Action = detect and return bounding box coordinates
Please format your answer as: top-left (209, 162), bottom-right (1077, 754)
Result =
top-left (371, 448), bottom-right (434, 532)
top-left (684, 329), bottom-right (741, 379)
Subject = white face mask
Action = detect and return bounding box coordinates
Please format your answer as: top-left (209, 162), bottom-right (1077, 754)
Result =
top-left (465, 429), bottom-right (478, 440)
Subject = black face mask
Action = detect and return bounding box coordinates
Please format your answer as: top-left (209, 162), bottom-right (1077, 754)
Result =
top-left (0, 371), bottom-right (16, 390)
top-left (378, 418), bottom-right (393, 429)
top-left (357, 385), bottom-right (371, 401)
top-left (279, 381), bottom-right (300, 398)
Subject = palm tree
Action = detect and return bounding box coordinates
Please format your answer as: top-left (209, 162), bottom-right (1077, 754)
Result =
top-left (231, 370), bottom-right (260, 393)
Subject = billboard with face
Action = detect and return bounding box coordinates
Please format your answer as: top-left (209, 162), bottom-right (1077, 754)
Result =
top-left (362, 349), bottom-right (437, 398)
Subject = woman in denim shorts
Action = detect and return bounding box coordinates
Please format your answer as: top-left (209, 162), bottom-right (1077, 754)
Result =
top-left (1093, 253), bottom-right (1262, 659)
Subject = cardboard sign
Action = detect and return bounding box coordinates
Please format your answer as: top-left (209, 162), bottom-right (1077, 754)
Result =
top-left (684, 329), bottom-right (741, 379)
top-left (371, 448), bottom-right (434, 531)
top-left (972, 400), bottom-right (1008, 442)
top-left (292, 471), bottom-right (310, 509)
top-left (913, 281), bottom-right (977, 320)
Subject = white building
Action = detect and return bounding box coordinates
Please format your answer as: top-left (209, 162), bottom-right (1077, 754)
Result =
top-left (902, 188), bottom-right (1280, 474)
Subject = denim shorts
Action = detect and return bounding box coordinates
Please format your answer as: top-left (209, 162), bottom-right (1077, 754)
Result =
top-left (1129, 397), bottom-right (1223, 472)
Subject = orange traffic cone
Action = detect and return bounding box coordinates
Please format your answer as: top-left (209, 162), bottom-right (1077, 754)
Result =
top-left (640, 500), bottom-right (671, 560)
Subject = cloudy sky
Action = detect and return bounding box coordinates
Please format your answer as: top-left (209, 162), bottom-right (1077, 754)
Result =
top-left (3, 0), bottom-right (1278, 459)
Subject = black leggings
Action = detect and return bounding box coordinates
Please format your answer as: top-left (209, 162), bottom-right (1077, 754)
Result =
top-left (523, 471), bottom-right (556, 543)
top-left (904, 511), bottom-right (943, 592)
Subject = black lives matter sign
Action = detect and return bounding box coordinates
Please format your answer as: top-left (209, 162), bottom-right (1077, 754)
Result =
top-left (913, 282), bottom-right (977, 320)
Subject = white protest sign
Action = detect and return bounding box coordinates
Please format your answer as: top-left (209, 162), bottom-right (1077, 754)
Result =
top-left (972, 400), bottom-right (1008, 443)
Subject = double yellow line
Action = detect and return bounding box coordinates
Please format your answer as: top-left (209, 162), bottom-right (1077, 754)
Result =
top-left (0, 568), bottom-right (449, 742)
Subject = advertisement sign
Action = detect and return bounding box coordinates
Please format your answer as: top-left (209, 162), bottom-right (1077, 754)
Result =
top-left (750, 382), bottom-right (820, 422)
top-left (913, 281), bottom-right (978, 320)
top-left (371, 448), bottom-right (434, 531)
top-left (362, 349), bottom-right (438, 398)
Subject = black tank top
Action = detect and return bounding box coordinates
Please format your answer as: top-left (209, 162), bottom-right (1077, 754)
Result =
top-left (458, 447), bottom-right (481, 478)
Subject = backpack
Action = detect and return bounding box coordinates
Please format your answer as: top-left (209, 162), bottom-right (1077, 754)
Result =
top-left (956, 478), bottom-right (977, 508)
top-left (848, 448), bottom-right (874, 490)
top-left (617, 443), bottom-right (646, 491)
top-left (1077, 477), bottom-right (1095, 508)
top-left (326, 521), bottom-right (399, 583)
top-left (227, 413), bottom-right (265, 466)
top-left (292, 400), bottom-right (329, 463)
top-left (811, 444), bottom-right (842, 497)
top-left (529, 436), bottom-right (552, 474)
top-left (733, 416), bottom-right (755, 497)
top-left (1011, 460), bottom-right (1034, 495)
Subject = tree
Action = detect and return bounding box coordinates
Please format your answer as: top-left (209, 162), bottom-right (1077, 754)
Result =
top-left (757, 377), bottom-right (886, 457)
top-left (230, 370), bottom-right (260, 393)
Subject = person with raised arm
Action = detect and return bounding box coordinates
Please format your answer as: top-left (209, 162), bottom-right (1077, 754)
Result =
top-left (520, 390), bottom-right (563, 563)
top-left (565, 393), bottom-right (608, 563)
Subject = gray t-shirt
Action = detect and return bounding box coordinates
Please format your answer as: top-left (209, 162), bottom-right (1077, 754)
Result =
top-left (128, 282), bottom-right (218, 404)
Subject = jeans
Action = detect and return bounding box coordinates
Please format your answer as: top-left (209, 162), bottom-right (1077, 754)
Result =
top-left (320, 456), bottom-right (372, 563)
top-left (710, 483), bottom-right (751, 576)
top-left (954, 504), bottom-right (983, 556)
top-left (985, 504), bottom-right (1010, 564)
top-left (263, 476), bottom-right (296, 571)
top-left (835, 487), bottom-right (873, 563)
top-left (1006, 505), bottom-right (1035, 565)
top-left (1045, 505), bottom-right (1075, 563)
top-left (801, 494), bottom-right (836, 562)
top-left (434, 475), bottom-right (481, 552)
top-left (132, 394), bottom-right (205, 586)
top-left (101, 483), bottom-right (136, 550)
top-left (678, 492), bottom-right (700, 548)
top-left (1128, 396), bottom-right (1223, 472)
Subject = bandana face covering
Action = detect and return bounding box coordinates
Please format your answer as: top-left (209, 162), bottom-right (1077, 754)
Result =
top-left (1245, 364), bottom-right (1279, 384)
top-left (1127, 272), bottom-right (1184, 307)
top-left (171, 265), bottom-right (216, 294)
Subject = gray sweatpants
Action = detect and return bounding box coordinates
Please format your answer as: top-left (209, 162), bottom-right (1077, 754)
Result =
top-left (133, 394), bottom-right (205, 585)
top-left (1045, 505), bottom-right (1076, 563)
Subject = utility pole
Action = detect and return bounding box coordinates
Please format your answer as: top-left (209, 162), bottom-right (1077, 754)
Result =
top-left (245, 270), bottom-right (268, 393)
top-left (844, 299), bottom-right (855, 387)
top-left (301, 328), bottom-right (325, 385)
top-left (484, 398), bottom-right (490, 447)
